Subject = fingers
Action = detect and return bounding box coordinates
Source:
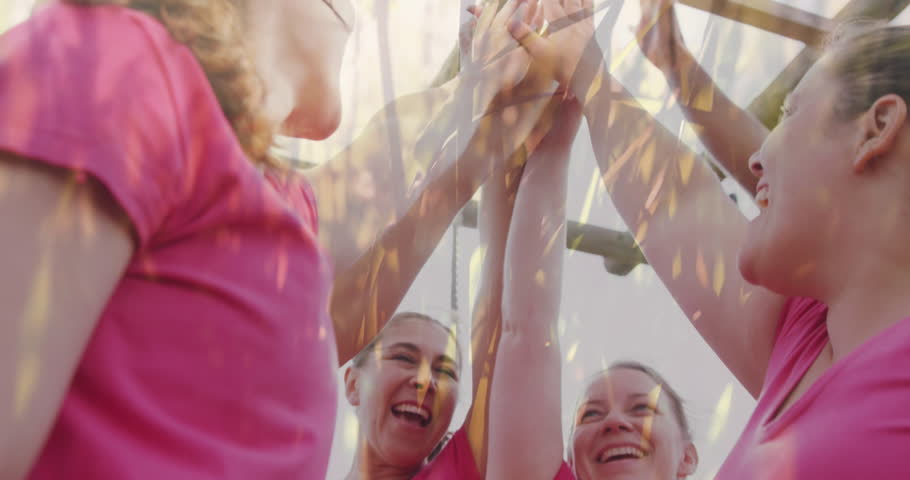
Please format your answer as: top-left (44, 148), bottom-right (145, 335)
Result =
top-left (529, 1), bottom-right (547, 33)
top-left (493, 0), bottom-right (529, 31)
top-left (460, 17), bottom-right (477, 54)
top-left (475, 1), bottom-right (497, 38)
top-left (508, 15), bottom-right (551, 64)
top-left (563, 0), bottom-right (582, 15)
top-left (525, 0), bottom-right (539, 29)
top-left (540, 0), bottom-right (564, 22)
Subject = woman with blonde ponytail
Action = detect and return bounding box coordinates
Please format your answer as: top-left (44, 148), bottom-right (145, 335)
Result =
top-left (0, 0), bottom-right (545, 478)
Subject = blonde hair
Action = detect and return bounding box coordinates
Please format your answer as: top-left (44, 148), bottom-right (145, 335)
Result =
top-left (825, 22), bottom-right (910, 121)
top-left (67, 0), bottom-right (280, 169)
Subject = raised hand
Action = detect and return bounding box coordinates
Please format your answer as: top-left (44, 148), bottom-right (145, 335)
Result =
top-left (506, 0), bottom-right (599, 98)
top-left (637, 0), bottom-right (688, 75)
top-left (463, 0), bottom-right (542, 94)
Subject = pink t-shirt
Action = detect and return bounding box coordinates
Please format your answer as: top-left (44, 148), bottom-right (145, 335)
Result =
top-left (412, 427), bottom-right (575, 480)
top-left (716, 297), bottom-right (910, 479)
top-left (412, 427), bottom-right (482, 480)
top-left (553, 461), bottom-right (576, 479)
top-left (0, 3), bottom-right (338, 479)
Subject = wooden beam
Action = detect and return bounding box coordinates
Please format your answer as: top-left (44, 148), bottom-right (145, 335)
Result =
top-left (460, 200), bottom-right (647, 276)
top-left (679, 0), bottom-right (834, 45)
top-left (748, 0), bottom-right (910, 129)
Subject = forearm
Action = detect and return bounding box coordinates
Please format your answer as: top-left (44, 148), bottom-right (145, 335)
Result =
top-left (488, 145), bottom-right (569, 480)
top-left (328, 74), bottom-right (558, 364)
top-left (581, 69), bottom-right (778, 393)
top-left (500, 150), bottom-right (569, 337)
top-left (581, 68), bottom-right (728, 228)
top-left (581, 70), bottom-right (744, 286)
top-left (330, 115), bottom-right (505, 365)
top-left (315, 68), bottom-right (551, 276)
top-left (661, 48), bottom-right (767, 195)
top-left (464, 146), bottom-right (525, 476)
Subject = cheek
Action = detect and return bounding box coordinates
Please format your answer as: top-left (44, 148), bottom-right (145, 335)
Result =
top-left (435, 381), bottom-right (459, 414)
top-left (570, 428), bottom-right (592, 459)
top-left (366, 368), bottom-right (406, 403)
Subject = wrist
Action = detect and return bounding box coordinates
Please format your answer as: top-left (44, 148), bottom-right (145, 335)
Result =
top-left (661, 46), bottom-right (695, 88)
top-left (568, 43), bottom-right (607, 104)
top-left (453, 65), bottom-right (498, 118)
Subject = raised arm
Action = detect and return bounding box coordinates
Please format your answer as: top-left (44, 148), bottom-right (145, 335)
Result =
top-left (637, 0), bottom-right (767, 195)
top-left (487, 97), bottom-right (579, 480)
top-left (510, 0), bottom-right (787, 396)
top-left (326, 2), bottom-right (564, 365)
top-left (0, 153), bottom-right (132, 479)
top-left (461, 137), bottom-right (525, 477)
top-left (306, 0), bottom-right (538, 278)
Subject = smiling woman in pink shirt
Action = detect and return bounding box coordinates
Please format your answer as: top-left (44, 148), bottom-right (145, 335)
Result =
top-left (483, 87), bottom-right (700, 480)
top-left (340, 92), bottom-right (581, 480)
top-left (0, 0), bottom-right (543, 478)
top-left (503, 0), bottom-right (910, 477)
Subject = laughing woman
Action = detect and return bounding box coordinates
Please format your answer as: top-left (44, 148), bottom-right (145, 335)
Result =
top-left (340, 103), bottom-right (544, 479)
top-left (485, 94), bottom-right (699, 480)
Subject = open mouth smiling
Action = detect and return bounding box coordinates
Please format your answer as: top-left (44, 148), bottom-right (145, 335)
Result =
top-left (596, 446), bottom-right (648, 464)
top-left (391, 402), bottom-right (431, 428)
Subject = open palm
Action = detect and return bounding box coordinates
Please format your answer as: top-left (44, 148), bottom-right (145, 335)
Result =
top-left (507, 0), bottom-right (599, 98)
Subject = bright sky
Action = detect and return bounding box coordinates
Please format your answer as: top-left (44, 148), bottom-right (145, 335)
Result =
top-left (4, 1), bottom-right (908, 479)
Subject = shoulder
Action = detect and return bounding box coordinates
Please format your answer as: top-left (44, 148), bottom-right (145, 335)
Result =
top-left (264, 167), bottom-right (321, 233)
top-left (0, 2), bottom-right (221, 244)
top-left (0, 2), bottom-right (212, 132)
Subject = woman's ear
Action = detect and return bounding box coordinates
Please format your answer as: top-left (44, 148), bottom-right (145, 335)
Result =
top-left (344, 366), bottom-right (361, 406)
top-left (677, 442), bottom-right (699, 477)
top-left (854, 94), bottom-right (908, 173)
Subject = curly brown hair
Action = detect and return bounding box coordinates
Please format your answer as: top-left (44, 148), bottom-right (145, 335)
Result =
top-left (66, 0), bottom-right (280, 169)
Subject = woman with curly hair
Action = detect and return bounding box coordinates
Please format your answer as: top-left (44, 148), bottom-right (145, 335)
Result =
top-left (0, 0), bottom-right (545, 478)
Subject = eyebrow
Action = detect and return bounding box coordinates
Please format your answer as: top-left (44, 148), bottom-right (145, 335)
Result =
top-left (386, 342), bottom-right (458, 366)
top-left (580, 393), bottom-right (653, 407)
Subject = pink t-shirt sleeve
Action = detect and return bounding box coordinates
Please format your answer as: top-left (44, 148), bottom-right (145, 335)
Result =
top-left (0, 5), bottom-right (184, 246)
top-left (265, 170), bottom-right (321, 235)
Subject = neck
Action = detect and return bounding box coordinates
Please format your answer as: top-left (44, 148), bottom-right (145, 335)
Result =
top-left (242, 7), bottom-right (299, 127)
top-left (344, 437), bottom-right (420, 480)
top-left (822, 253), bottom-right (910, 361)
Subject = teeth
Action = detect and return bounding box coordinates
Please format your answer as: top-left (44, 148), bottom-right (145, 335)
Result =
top-left (755, 189), bottom-right (769, 208)
top-left (597, 447), bottom-right (646, 463)
top-left (392, 404), bottom-right (430, 421)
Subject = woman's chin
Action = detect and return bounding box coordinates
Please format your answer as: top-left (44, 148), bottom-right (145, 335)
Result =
top-left (280, 104), bottom-right (341, 140)
top-left (737, 246), bottom-right (762, 287)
